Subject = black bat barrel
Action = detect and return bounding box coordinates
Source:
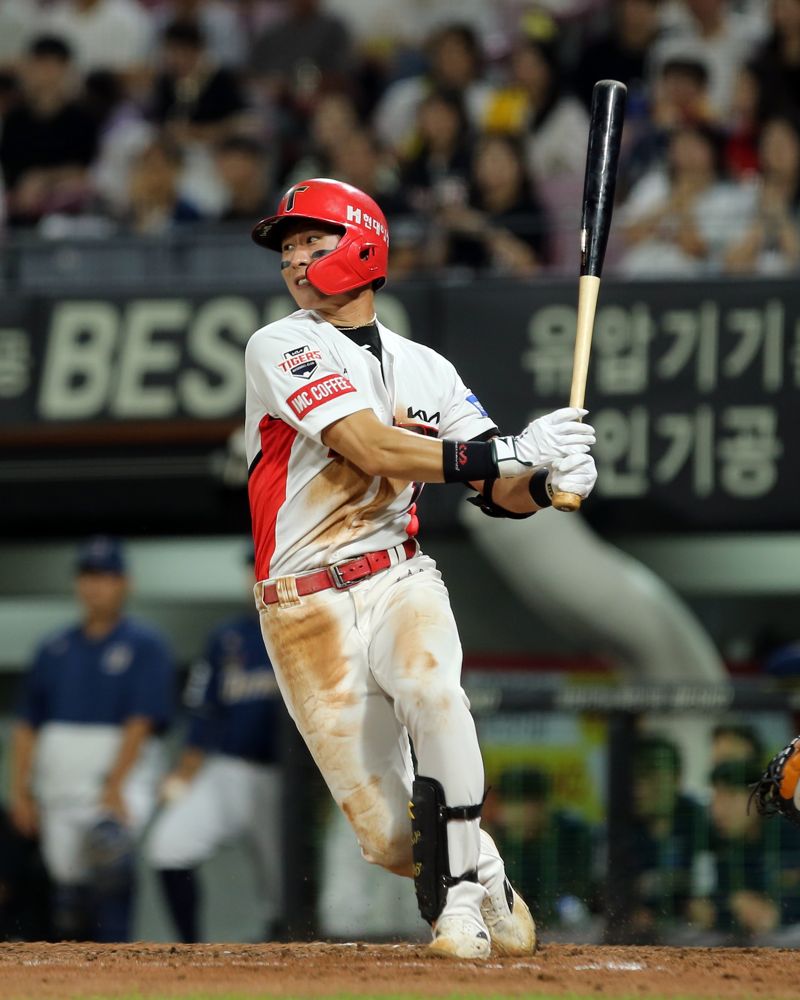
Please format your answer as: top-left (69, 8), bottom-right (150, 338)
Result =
top-left (581, 80), bottom-right (627, 278)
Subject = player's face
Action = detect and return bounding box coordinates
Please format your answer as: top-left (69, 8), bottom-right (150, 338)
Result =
top-left (76, 571), bottom-right (129, 620)
top-left (710, 785), bottom-right (756, 838)
top-left (280, 224), bottom-right (342, 308)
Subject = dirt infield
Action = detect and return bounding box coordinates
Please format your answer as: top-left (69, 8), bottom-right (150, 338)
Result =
top-left (1, 941), bottom-right (798, 999)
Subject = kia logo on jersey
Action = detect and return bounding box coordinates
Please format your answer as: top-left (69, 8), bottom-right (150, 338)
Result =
top-left (278, 345), bottom-right (322, 380)
top-left (407, 406), bottom-right (440, 424)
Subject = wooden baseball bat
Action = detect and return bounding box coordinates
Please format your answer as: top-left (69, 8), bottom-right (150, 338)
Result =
top-left (552, 79), bottom-right (627, 513)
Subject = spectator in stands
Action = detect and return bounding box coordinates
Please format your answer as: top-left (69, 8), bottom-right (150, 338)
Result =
top-left (723, 62), bottom-right (764, 180)
top-left (151, 21), bottom-right (251, 147)
top-left (152, 0), bottom-right (247, 69)
top-left (8, 536), bottom-right (175, 942)
top-left (325, 0), bottom-right (502, 55)
top-left (387, 215), bottom-right (428, 279)
top-left (489, 766), bottom-right (595, 933)
top-left (483, 29), bottom-right (589, 187)
top-left (213, 134), bottom-right (273, 222)
top-left (650, 0), bottom-right (767, 119)
top-left (628, 737), bottom-right (709, 942)
top-left (83, 68), bottom-right (154, 218)
top-left (282, 89), bottom-right (361, 185)
top-left (751, 0), bottom-right (800, 119)
top-left (689, 758), bottom-right (800, 944)
top-left (372, 23), bottom-right (491, 156)
top-left (326, 127), bottom-right (409, 217)
top-left (0, 35), bottom-right (99, 227)
top-left (249, 0), bottom-right (354, 106)
top-left (438, 132), bottom-right (549, 277)
top-left (39, 0), bottom-right (153, 76)
top-left (711, 723), bottom-right (764, 767)
top-left (399, 88), bottom-right (473, 216)
top-left (573, 0), bottom-right (663, 118)
top-left (622, 56), bottom-right (715, 191)
top-left (724, 114), bottom-right (800, 275)
top-left (617, 122), bottom-right (755, 277)
top-left (124, 136), bottom-right (203, 234)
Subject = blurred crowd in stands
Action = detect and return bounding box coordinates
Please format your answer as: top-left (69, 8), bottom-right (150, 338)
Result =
top-left (0, 0), bottom-right (798, 277)
top-left (488, 726), bottom-right (800, 947)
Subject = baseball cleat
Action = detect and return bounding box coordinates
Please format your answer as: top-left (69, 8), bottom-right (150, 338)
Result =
top-left (429, 915), bottom-right (491, 960)
top-left (481, 877), bottom-right (537, 956)
top-left (478, 829), bottom-right (537, 956)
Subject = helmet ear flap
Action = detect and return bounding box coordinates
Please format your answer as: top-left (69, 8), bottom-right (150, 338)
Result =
top-left (348, 239), bottom-right (382, 280)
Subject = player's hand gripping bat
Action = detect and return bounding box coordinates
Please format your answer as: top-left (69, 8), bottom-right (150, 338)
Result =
top-left (551, 80), bottom-right (627, 513)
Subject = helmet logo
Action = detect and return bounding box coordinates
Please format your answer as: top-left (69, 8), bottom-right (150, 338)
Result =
top-left (285, 185), bottom-right (310, 212)
top-left (346, 204), bottom-right (388, 243)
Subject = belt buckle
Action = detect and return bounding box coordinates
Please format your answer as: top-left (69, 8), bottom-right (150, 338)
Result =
top-left (329, 560), bottom-right (358, 589)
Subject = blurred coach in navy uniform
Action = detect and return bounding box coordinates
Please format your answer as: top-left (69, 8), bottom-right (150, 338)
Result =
top-left (9, 536), bottom-right (175, 941)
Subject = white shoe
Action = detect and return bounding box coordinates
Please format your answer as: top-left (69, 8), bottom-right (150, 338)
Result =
top-left (481, 879), bottom-right (537, 956)
top-left (479, 830), bottom-right (537, 956)
top-left (429, 914), bottom-right (491, 960)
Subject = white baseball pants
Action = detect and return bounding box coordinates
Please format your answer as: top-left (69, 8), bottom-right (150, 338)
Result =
top-left (256, 552), bottom-right (485, 896)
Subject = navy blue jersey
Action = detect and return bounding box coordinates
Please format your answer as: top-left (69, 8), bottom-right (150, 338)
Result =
top-left (183, 614), bottom-right (281, 765)
top-left (17, 617), bottom-right (175, 731)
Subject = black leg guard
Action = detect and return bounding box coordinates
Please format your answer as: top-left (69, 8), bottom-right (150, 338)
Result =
top-left (410, 775), bottom-right (484, 925)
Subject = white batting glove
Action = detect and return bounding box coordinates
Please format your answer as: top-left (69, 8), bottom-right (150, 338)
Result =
top-left (547, 451), bottom-right (597, 500)
top-left (492, 408), bottom-right (596, 478)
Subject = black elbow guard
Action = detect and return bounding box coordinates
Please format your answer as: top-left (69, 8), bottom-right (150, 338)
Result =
top-left (466, 477), bottom-right (535, 519)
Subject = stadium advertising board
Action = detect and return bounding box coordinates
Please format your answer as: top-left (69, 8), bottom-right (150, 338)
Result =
top-left (0, 278), bottom-right (797, 531)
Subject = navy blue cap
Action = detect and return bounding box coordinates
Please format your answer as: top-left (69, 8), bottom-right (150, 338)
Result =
top-left (75, 536), bottom-right (127, 575)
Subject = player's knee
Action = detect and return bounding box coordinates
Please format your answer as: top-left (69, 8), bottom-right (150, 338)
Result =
top-left (393, 676), bottom-right (468, 734)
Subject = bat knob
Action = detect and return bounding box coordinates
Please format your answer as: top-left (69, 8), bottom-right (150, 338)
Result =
top-left (552, 491), bottom-right (582, 513)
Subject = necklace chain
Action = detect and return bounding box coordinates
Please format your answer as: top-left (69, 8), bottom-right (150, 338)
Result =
top-left (334, 313), bottom-right (377, 332)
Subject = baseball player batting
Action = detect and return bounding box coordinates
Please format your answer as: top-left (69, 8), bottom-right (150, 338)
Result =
top-left (246, 178), bottom-right (597, 959)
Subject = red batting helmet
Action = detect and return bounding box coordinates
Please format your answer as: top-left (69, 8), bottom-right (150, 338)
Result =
top-left (251, 178), bottom-right (389, 295)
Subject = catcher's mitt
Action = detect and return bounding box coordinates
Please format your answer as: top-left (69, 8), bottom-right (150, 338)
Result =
top-left (749, 735), bottom-right (800, 827)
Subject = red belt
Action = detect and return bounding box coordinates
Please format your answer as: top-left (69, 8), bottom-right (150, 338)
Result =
top-left (258, 539), bottom-right (418, 606)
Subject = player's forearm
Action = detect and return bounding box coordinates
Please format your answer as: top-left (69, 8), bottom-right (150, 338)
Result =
top-left (324, 415), bottom-right (448, 481)
top-left (488, 474), bottom-right (542, 514)
top-left (9, 722), bottom-right (37, 795)
top-left (105, 716), bottom-right (154, 786)
top-left (370, 428), bottom-right (450, 481)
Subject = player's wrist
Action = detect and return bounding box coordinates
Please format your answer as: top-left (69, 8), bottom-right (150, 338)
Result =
top-left (442, 440), bottom-right (497, 483)
top-left (528, 469), bottom-right (553, 509)
top-left (491, 435), bottom-right (534, 478)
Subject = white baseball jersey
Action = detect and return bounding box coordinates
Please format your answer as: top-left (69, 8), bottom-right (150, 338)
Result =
top-left (245, 309), bottom-right (497, 580)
